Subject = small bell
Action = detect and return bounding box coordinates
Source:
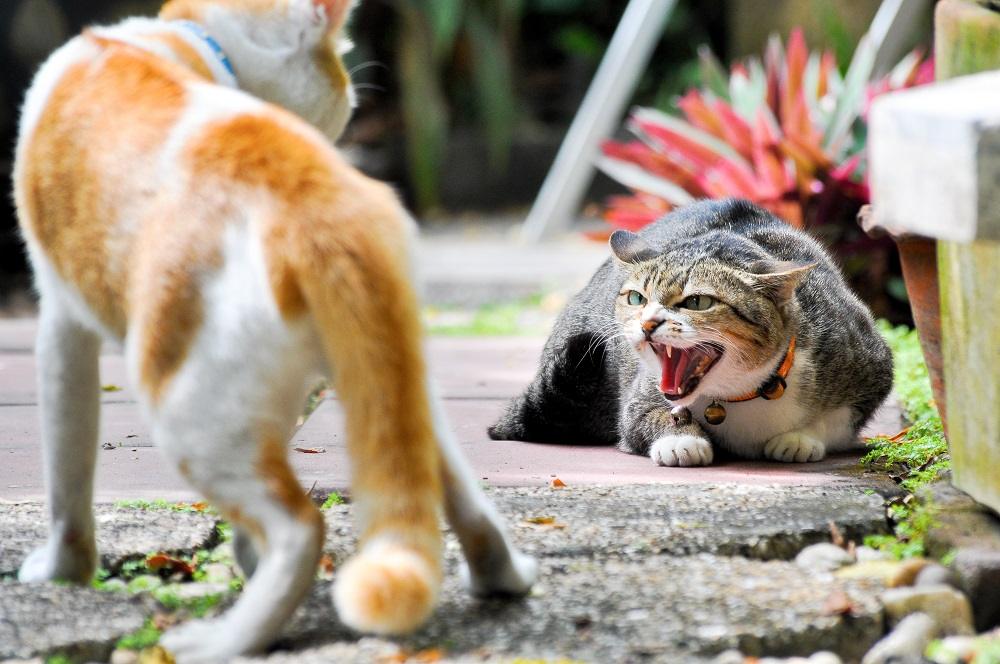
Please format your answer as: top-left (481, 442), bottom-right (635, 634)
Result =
top-left (760, 376), bottom-right (787, 400)
top-left (669, 405), bottom-right (691, 426)
top-left (704, 401), bottom-right (727, 425)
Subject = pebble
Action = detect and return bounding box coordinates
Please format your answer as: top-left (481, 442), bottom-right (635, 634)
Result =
top-left (855, 546), bottom-right (892, 563)
top-left (795, 543), bottom-right (855, 572)
top-left (202, 562), bottom-right (235, 584)
top-left (834, 558), bottom-right (930, 587)
top-left (952, 547), bottom-right (1000, 631)
top-left (110, 649), bottom-right (139, 664)
top-left (914, 562), bottom-right (959, 589)
top-left (880, 584), bottom-right (975, 635)
top-left (861, 612), bottom-right (936, 664)
top-left (712, 652), bottom-right (842, 664)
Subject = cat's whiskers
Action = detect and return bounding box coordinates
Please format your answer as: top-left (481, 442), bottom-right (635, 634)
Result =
top-left (348, 60), bottom-right (387, 76)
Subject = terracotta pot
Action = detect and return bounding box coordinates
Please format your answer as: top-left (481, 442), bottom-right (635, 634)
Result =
top-left (858, 205), bottom-right (948, 434)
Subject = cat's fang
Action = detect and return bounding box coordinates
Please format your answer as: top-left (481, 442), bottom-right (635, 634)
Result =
top-left (652, 343), bottom-right (723, 399)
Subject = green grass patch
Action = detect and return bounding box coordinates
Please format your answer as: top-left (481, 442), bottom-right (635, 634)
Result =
top-left (112, 499), bottom-right (216, 515)
top-left (116, 619), bottom-right (162, 650)
top-left (321, 491), bottom-right (345, 509)
top-left (425, 294), bottom-right (551, 336)
top-left (861, 323), bottom-right (951, 559)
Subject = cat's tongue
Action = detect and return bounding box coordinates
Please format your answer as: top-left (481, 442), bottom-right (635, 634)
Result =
top-left (653, 344), bottom-right (722, 399)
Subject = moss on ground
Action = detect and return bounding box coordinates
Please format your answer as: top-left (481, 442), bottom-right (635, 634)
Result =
top-left (861, 322), bottom-right (950, 559)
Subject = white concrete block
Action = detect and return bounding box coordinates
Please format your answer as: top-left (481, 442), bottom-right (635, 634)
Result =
top-left (869, 70), bottom-right (1000, 243)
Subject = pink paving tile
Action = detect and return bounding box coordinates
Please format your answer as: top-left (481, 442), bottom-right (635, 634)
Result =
top-left (0, 404), bottom-right (151, 451)
top-left (0, 354), bottom-right (137, 405)
top-left (426, 338), bottom-right (544, 399)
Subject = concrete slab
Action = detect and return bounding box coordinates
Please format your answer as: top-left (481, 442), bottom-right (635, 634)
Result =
top-left (0, 403), bottom-right (151, 450)
top-left (259, 555), bottom-right (884, 663)
top-left (0, 353), bottom-right (137, 405)
top-left (0, 583), bottom-right (151, 661)
top-left (319, 484), bottom-right (891, 566)
top-left (0, 503), bottom-right (219, 576)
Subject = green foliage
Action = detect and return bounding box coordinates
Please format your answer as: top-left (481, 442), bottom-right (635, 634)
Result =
top-left (152, 586), bottom-right (224, 617)
top-left (116, 619), bottom-right (162, 651)
top-left (927, 633), bottom-right (1000, 663)
top-left (45, 655), bottom-right (73, 664)
top-left (322, 492), bottom-right (346, 509)
top-left (425, 295), bottom-right (549, 336)
top-left (861, 323), bottom-right (950, 559)
top-left (113, 499), bottom-right (215, 515)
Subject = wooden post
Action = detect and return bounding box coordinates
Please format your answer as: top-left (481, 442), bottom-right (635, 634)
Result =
top-left (936, 0), bottom-right (1000, 510)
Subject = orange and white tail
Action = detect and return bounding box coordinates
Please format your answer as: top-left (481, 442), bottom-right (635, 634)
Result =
top-left (290, 196), bottom-right (443, 634)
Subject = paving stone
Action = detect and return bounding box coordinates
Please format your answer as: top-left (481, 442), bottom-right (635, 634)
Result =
top-left (258, 554), bottom-right (884, 663)
top-left (0, 503), bottom-right (219, 576)
top-left (320, 485), bottom-right (890, 565)
top-left (0, 353), bottom-right (137, 406)
top-left (0, 582), bottom-right (152, 661)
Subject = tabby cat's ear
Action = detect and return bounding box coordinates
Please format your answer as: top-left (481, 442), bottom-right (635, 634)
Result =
top-left (312, 0), bottom-right (354, 31)
top-left (609, 230), bottom-right (658, 265)
top-left (742, 260), bottom-right (817, 302)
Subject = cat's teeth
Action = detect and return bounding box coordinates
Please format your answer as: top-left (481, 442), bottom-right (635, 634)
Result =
top-left (665, 346), bottom-right (672, 359)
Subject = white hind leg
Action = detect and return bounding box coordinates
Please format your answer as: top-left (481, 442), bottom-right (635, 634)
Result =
top-left (147, 327), bottom-right (324, 662)
top-left (19, 299), bottom-right (101, 584)
top-left (430, 388), bottom-right (536, 596)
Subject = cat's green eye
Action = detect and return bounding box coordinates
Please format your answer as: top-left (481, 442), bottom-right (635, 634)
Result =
top-left (680, 294), bottom-right (715, 311)
top-left (626, 290), bottom-right (647, 306)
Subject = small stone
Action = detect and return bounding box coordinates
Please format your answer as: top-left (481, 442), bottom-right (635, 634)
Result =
top-left (861, 612), bottom-right (936, 664)
top-left (855, 546), bottom-right (892, 563)
top-left (880, 584), bottom-right (974, 636)
top-left (795, 543), bottom-right (855, 572)
top-left (914, 562), bottom-right (959, 589)
top-left (809, 653), bottom-right (843, 664)
top-left (887, 558), bottom-right (931, 587)
top-left (836, 559), bottom-right (905, 583)
top-left (202, 563), bottom-right (235, 584)
top-left (161, 582), bottom-right (230, 600)
top-left (110, 649), bottom-right (139, 664)
top-left (952, 547), bottom-right (1000, 631)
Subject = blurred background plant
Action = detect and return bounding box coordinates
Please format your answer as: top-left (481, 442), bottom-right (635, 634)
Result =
top-left (597, 30), bottom-right (932, 320)
top-left (0, 0), bottom-right (929, 319)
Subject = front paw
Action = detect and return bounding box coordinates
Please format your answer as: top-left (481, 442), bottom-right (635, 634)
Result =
top-left (650, 435), bottom-right (713, 467)
top-left (18, 541), bottom-right (96, 584)
top-left (161, 618), bottom-right (250, 663)
top-left (764, 431), bottom-right (826, 463)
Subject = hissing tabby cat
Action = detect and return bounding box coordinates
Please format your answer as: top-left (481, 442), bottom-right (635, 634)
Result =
top-left (14, 0), bottom-right (535, 660)
top-left (491, 200), bottom-right (892, 466)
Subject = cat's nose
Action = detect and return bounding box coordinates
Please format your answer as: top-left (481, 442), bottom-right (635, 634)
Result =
top-left (642, 319), bottom-right (662, 337)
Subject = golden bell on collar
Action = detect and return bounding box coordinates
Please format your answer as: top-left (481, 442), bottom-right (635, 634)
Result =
top-left (704, 401), bottom-right (727, 425)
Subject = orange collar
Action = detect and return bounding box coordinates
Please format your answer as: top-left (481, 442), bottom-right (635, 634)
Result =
top-left (726, 336), bottom-right (796, 403)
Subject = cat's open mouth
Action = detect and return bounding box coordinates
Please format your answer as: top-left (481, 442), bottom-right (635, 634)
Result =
top-left (650, 342), bottom-right (723, 399)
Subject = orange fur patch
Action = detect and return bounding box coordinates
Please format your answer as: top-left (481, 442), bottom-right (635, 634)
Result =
top-left (17, 43), bottom-right (190, 337)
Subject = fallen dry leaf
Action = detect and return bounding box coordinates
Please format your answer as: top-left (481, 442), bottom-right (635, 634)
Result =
top-left (146, 553), bottom-right (195, 578)
top-left (318, 554), bottom-right (336, 578)
top-left (101, 442), bottom-right (115, 450)
top-left (551, 477), bottom-right (567, 488)
top-left (522, 515), bottom-right (567, 530)
top-left (102, 384), bottom-right (123, 393)
top-left (294, 447), bottom-right (326, 454)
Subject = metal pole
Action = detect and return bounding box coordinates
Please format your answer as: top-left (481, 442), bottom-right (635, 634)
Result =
top-left (521, 0), bottom-right (677, 242)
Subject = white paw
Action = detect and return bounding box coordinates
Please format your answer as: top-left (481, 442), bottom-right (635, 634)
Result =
top-left (161, 618), bottom-right (249, 663)
top-left (18, 542), bottom-right (95, 583)
top-left (649, 435), bottom-right (713, 467)
top-left (764, 431), bottom-right (826, 463)
top-left (462, 550), bottom-right (538, 598)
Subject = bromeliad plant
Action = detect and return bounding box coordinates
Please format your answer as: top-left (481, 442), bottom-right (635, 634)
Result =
top-left (598, 29), bottom-right (932, 233)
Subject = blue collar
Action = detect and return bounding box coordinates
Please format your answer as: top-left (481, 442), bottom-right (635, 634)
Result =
top-left (173, 20), bottom-right (237, 83)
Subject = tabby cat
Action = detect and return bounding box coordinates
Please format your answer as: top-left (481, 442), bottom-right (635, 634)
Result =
top-left (14, 1), bottom-right (534, 660)
top-left (490, 199), bottom-right (892, 466)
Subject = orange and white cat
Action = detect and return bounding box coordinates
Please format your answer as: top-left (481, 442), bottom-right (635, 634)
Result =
top-left (13, 0), bottom-right (535, 660)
